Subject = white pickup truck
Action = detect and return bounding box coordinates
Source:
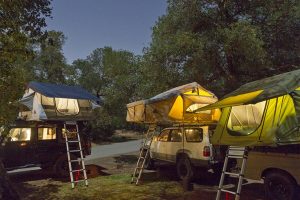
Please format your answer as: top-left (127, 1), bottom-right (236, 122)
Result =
top-left (147, 125), bottom-right (224, 180)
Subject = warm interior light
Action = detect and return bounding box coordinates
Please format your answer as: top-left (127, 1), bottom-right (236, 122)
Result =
top-left (26, 129), bottom-right (31, 140)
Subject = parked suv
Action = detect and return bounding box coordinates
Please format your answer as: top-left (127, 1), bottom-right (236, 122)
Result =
top-left (148, 125), bottom-right (224, 180)
top-left (0, 120), bottom-right (91, 176)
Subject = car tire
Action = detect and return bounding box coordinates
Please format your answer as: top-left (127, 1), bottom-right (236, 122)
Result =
top-left (264, 171), bottom-right (297, 200)
top-left (54, 154), bottom-right (78, 178)
top-left (176, 155), bottom-right (194, 181)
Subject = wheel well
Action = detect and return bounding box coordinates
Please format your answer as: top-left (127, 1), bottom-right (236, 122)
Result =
top-left (262, 168), bottom-right (297, 185)
top-left (176, 153), bottom-right (189, 162)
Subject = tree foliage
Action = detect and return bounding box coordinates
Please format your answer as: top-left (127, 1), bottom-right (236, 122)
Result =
top-left (0, 0), bottom-right (52, 125)
top-left (32, 30), bottom-right (68, 83)
top-left (72, 47), bottom-right (141, 137)
top-left (0, 1), bottom-right (52, 199)
top-left (142, 0), bottom-right (300, 97)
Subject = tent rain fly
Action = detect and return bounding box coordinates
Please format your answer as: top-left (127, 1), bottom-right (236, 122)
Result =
top-left (18, 82), bottom-right (100, 121)
top-left (196, 69), bottom-right (300, 146)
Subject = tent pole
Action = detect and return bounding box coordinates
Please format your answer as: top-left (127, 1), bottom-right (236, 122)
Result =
top-left (258, 100), bottom-right (270, 142)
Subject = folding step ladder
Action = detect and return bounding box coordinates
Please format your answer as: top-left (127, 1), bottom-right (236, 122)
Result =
top-left (64, 121), bottom-right (88, 188)
top-left (216, 146), bottom-right (249, 200)
top-left (131, 124), bottom-right (157, 185)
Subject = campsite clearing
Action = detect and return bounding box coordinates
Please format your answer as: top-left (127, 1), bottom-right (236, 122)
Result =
top-left (10, 151), bottom-right (267, 200)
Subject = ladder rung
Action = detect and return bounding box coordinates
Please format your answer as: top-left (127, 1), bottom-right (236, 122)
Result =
top-left (65, 131), bottom-right (78, 134)
top-left (136, 167), bottom-right (143, 169)
top-left (142, 146), bottom-right (150, 150)
top-left (227, 155), bottom-right (244, 159)
top-left (224, 172), bottom-right (241, 177)
top-left (67, 140), bottom-right (79, 143)
top-left (69, 150), bottom-right (82, 153)
top-left (65, 121), bottom-right (77, 125)
top-left (72, 179), bottom-right (88, 183)
top-left (139, 157), bottom-right (145, 160)
top-left (71, 169), bottom-right (85, 173)
top-left (220, 189), bottom-right (237, 195)
top-left (70, 159), bottom-right (81, 162)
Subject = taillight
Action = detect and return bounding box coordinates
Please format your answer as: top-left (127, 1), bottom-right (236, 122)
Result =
top-left (203, 146), bottom-right (211, 157)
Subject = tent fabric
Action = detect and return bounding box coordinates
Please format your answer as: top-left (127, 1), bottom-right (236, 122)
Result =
top-left (207, 69), bottom-right (300, 146)
top-left (147, 82), bottom-right (216, 104)
top-left (197, 69), bottom-right (300, 111)
top-left (18, 82), bottom-right (100, 121)
top-left (126, 82), bottom-right (220, 124)
top-left (28, 81), bottom-right (99, 101)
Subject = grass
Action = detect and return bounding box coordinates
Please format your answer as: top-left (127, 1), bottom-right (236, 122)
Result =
top-left (28, 173), bottom-right (188, 200)
top-left (18, 171), bottom-right (266, 200)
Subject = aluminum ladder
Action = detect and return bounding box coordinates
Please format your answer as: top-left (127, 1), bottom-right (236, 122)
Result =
top-left (131, 124), bottom-right (157, 185)
top-left (64, 121), bottom-right (88, 188)
top-left (216, 146), bottom-right (249, 200)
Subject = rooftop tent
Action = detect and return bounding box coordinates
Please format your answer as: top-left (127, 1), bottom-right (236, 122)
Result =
top-left (196, 69), bottom-right (300, 146)
top-left (126, 82), bottom-right (220, 124)
top-left (18, 81), bottom-right (100, 121)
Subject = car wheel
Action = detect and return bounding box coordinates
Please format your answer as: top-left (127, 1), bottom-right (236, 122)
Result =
top-left (176, 155), bottom-right (194, 181)
top-left (54, 154), bottom-right (78, 178)
top-left (264, 171), bottom-right (297, 200)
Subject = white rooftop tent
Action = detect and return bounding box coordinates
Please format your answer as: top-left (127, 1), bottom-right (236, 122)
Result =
top-left (18, 82), bottom-right (100, 121)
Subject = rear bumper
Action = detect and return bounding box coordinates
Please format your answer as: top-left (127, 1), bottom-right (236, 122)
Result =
top-left (191, 158), bottom-right (223, 169)
top-left (190, 158), bottom-right (210, 167)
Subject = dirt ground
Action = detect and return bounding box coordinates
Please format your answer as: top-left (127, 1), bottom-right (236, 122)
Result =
top-left (9, 151), bottom-right (267, 200)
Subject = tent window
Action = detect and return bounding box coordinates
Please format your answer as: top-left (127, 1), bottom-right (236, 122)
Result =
top-left (185, 128), bottom-right (203, 142)
top-left (78, 99), bottom-right (92, 111)
top-left (41, 95), bottom-right (55, 108)
top-left (8, 128), bottom-right (31, 141)
top-left (227, 101), bottom-right (266, 136)
top-left (55, 98), bottom-right (79, 115)
top-left (187, 104), bottom-right (211, 114)
top-left (38, 127), bottom-right (56, 140)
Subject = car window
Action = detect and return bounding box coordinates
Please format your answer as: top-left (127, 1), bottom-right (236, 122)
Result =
top-left (185, 128), bottom-right (203, 142)
top-left (8, 128), bottom-right (31, 142)
top-left (158, 129), bottom-right (170, 142)
top-left (38, 127), bottom-right (56, 140)
top-left (170, 129), bottom-right (182, 142)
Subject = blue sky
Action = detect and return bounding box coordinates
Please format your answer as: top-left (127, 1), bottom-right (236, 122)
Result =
top-left (46, 0), bottom-right (167, 64)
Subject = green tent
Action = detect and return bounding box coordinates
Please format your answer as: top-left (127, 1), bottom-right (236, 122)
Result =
top-left (196, 69), bottom-right (300, 146)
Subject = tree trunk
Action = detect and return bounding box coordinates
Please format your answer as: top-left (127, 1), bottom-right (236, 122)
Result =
top-left (0, 159), bottom-right (20, 200)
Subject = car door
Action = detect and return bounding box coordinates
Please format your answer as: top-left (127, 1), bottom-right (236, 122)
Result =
top-left (165, 128), bottom-right (183, 162)
top-left (3, 127), bottom-right (35, 169)
top-left (35, 126), bottom-right (60, 166)
top-left (152, 129), bottom-right (170, 161)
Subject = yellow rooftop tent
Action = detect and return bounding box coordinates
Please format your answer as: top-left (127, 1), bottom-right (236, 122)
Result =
top-left (196, 69), bottom-right (300, 146)
top-left (126, 82), bottom-right (220, 124)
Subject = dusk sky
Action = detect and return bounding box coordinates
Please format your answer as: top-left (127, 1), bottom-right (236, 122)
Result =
top-left (46, 0), bottom-right (167, 64)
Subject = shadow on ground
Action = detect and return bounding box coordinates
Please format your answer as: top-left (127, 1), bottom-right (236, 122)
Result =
top-left (9, 164), bottom-right (110, 200)
top-left (114, 154), bottom-right (138, 164)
